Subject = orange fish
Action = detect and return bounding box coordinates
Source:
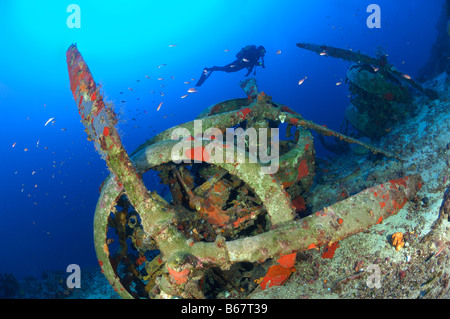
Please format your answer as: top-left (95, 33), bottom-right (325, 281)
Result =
top-left (181, 95), bottom-right (188, 99)
top-left (184, 81), bottom-right (190, 84)
top-left (336, 81), bottom-right (342, 85)
top-left (12, 142), bottom-right (16, 148)
top-left (402, 74), bottom-right (411, 80)
top-left (157, 102), bottom-right (163, 111)
top-left (224, 49), bottom-right (230, 52)
top-left (145, 75), bottom-right (150, 79)
top-left (128, 87), bottom-right (133, 91)
top-left (320, 52), bottom-right (327, 56)
top-left (157, 77), bottom-right (164, 81)
top-left (188, 88), bottom-right (198, 93)
top-left (276, 50), bottom-right (281, 55)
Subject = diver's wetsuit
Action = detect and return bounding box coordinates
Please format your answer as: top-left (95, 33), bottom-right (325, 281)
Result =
top-left (196, 45), bottom-right (266, 87)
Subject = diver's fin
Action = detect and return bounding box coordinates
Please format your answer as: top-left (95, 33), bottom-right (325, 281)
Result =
top-left (195, 69), bottom-right (211, 87)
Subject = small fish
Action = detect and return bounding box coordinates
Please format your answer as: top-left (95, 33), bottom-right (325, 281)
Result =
top-left (36, 140), bottom-right (40, 147)
top-left (336, 81), bottom-right (342, 86)
top-left (181, 94), bottom-right (188, 99)
top-left (128, 87), bottom-right (133, 91)
top-left (160, 91), bottom-right (164, 96)
top-left (44, 117), bottom-right (54, 126)
top-left (32, 171), bottom-right (36, 175)
top-left (158, 77), bottom-right (164, 81)
top-left (184, 81), bottom-right (190, 84)
top-left (276, 50), bottom-right (281, 55)
top-left (145, 75), bottom-right (150, 79)
top-left (157, 102), bottom-right (163, 111)
top-left (12, 142), bottom-right (16, 148)
top-left (402, 74), bottom-right (411, 80)
top-left (371, 65), bottom-right (379, 72)
top-left (230, 65), bottom-right (236, 68)
top-left (242, 58), bottom-right (249, 62)
top-left (168, 44), bottom-right (177, 47)
top-left (24, 148), bottom-right (28, 152)
top-left (224, 49), bottom-right (230, 52)
top-left (320, 52), bottom-right (327, 56)
top-left (298, 77), bottom-right (307, 85)
top-left (188, 88), bottom-right (198, 93)
top-left (61, 128), bottom-right (67, 131)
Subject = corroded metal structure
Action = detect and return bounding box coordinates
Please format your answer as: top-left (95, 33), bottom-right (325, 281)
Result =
top-left (66, 44), bottom-right (422, 299)
top-left (296, 42), bottom-right (438, 100)
top-left (296, 42), bottom-right (439, 138)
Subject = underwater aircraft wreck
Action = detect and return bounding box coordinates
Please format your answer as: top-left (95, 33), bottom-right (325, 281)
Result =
top-left (296, 42), bottom-right (439, 138)
top-left (66, 43), bottom-right (450, 299)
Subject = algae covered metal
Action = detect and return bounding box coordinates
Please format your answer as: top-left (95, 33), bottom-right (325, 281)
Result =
top-left (297, 42), bottom-right (439, 138)
top-left (66, 44), bottom-right (423, 299)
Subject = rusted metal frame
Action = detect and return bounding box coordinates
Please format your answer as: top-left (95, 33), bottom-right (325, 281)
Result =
top-left (283, 113), bottom-right (403, 161)
top-left (93, 139), bottom-right (296, 297)
top-left (132, 92), bottom-right (399, 162)
top-left (96, 137), bottom-right (422, 297)
top-left (67, 44), bottom-right (420, 298)
top-left (225, 175), bottom-right (423, 263)
top-left (296, 41), bottom-right (438, 99)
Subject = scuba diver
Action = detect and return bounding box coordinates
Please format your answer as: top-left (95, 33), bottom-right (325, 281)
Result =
top-left (195, 45), bottom-right (266, 87)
